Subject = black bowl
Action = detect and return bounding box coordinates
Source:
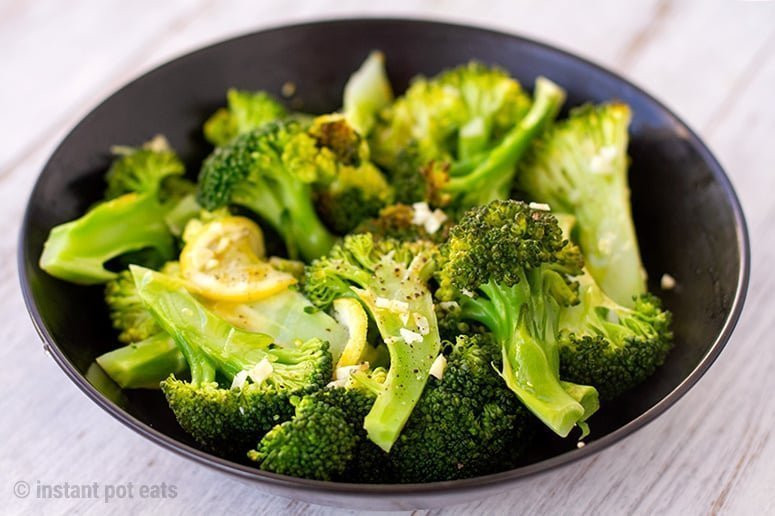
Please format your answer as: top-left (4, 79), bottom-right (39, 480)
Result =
top-left (18, 18), bottom-right (749, 510)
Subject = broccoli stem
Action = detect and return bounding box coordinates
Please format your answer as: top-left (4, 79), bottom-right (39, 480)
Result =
top-left (234, 177), bottom-right (335, 261)
top-left (356, 288), bottom-right (440, 452)
top-left (130, 266), bottom-right (275, 382)
top-left (39, 193), bottom-right (175, 284)
top-left (461, 280), bottom-right (594, 438)
top-left (282, 180), bottom-right (338, 261)
top-left (444, 78), bottom-right (565, 205)
top-left (95, 333), bottom-right (187, 389)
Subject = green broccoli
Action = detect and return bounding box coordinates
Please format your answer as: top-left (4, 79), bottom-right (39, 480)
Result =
top-left (248, 395), bottom-right (358, 480)
top-left (206, 288), bottom-right (349, 363)
top-left (97, 266), bottom-right (349, 390)
top-left (197, 119), bottom-right (334, 260)
top-left (204, 89), bottom-right (288, 146)
top-left (517, 103), bottom-right (645, 306)
top-left (105, 268), bottom-right (162, 343)
top-left (305, 115), bottom-right (393, 234)
top-left (249, 386), bottom-right (385, 482)
top-left (558, 269), bottom-right (673, 400)
top-left (371, 63), bottom-right (564, 211)
top-left (343, 51), bottom-right (393, 136)
top-left (39, 136), bottom-right (194, 284)
top-left (131, 265), bottom-right (331, 456)
top-left (438, 200), bottom-right (599, 438)
top-left (387, 334), bottom-right (534, 482)
top-left (95, 333), bottom-right (187, 390)
top-left (353, 203), bottom-right (451, 243)
top-left (96, 264), bottom-right (187, 389)
top-left (198, 116), bottom-right (390, 260)
top-left (303, 234), bottom-right (441, 452)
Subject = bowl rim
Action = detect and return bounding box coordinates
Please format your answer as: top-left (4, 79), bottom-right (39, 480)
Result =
top-left (17, 16), bottom-right (751, 499)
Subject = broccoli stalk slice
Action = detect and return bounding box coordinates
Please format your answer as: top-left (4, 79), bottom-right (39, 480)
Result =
top-left (354, 275), bottom-right (441, 452)
top-left (444, 77), bottom-right (566, 208)
top-left (518, 103), bottom-right (645, 306)
top-left (130, 265), bottom-right (324, 389)
top-left (96, 333), bottom-right (187, 389)
top-left (39, 193), bottom-right (175, 284)
top-left (130, 268), bottom-right (332, 455)
top-left (303, 235), bottom-right (441, 452)
top-left (460, 279), bottom-right (596, 437)
top-left (343, 51), bottom-right (393, 136)
top-left (40, 136), bottom-right (189, 284)
top-left (207, 288), bottom-right (349, 363)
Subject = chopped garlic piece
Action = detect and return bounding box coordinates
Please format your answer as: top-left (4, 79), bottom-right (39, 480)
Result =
top-left (437, 301), bottom-right (460, 311)
top-left (247, 358), bottom-right (273, 385)
top-left (577, 441), bottom-right (586, 449)
top-left (429, 354), bottom-right (447, 380)
top-left (411, 202), bottom-right (432, 226)
top-left (231, 370), bottom-right (249, 389)
top-left (424, 209), bottom-right (448, 234)
top-left (335, 363), bottom-right (368, 381)
top-left (528, 202), bottom-right (551, 212)
top-left (400, 328), bottom-right (423, 344)
top-left (461, 288), bottom-right (475, 298)
top-left (660, 273), bottom-right (677, 290)
top-left (326, 379), bottom-right (348, 389)
top-left (399, 312), bottom-right (410, 325)
top-left (414, 313), bottom-right (430, 335)
top-left (375, 297), bottom-right (410, 313)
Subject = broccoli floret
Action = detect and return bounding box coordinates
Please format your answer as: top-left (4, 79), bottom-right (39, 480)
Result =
top-left (105, 269), bottom-right (162, 343)
top-left (517, 103), bottom-right (645, 306)
top-left (353, 203), bottom-right (450, 244)
top-left (387, 334), bottom-right (536, 482)
top-left (197, 118), bottom-right (355, 260)
top-left (95, 333), bottom-right (187, 389)
top-left (132, 265), bottom-right (331, 456)
top-left (249, 386), bottom-right (387, 482)
top-left (388, 383), bottom-right (516, 483)
top-left (343, 51), bottom-right (394, 136)
top-left (306, 115), bottom-right (393, 234)
top-left (441, 333), bottom-right (504, 402)
top-left (371, 64), bottom-right (564, 210)
top-left (372, 62), bottom-right (530, 168)
top-left (39, 137), bottom-right (192, 284)
top-left (442, 77), bottom-right (566, 211)
top-left (438, 200), bottom-right (599, 438)
top-left (204, 89), bottom-right (288, 146)
top-left (558, 271), bottom-right (673, 400)
top-left (303, 234), bottom-right (441, 452)
top-left (248, 395), bottom-right (358, 480)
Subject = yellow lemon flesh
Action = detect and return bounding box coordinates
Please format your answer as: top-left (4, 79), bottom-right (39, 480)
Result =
top-left (180, 216), bottom-right (295, 302)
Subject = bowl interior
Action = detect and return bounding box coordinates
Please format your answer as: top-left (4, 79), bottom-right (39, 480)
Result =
top-left (19, 19), bottom-right (747, 507)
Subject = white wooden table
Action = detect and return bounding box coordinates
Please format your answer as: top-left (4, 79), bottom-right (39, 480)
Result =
top-left (2, 1), bottom-right (774, 514)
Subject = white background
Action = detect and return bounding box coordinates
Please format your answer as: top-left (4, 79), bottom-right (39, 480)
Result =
top-left (2, 0), bottom-right (774, 514)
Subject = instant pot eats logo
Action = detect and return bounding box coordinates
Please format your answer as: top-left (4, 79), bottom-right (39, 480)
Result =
top-left (12, 480), bottom-right (177, 502)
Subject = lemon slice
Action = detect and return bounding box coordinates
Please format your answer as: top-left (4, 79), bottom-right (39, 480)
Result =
top-left (180, 216), bottom-right (295, 302)
top-left (333, 297), bottom-right (370, 368)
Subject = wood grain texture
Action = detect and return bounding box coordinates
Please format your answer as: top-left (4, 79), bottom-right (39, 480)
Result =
top-left (2, 0), bottom-right (774, 514)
